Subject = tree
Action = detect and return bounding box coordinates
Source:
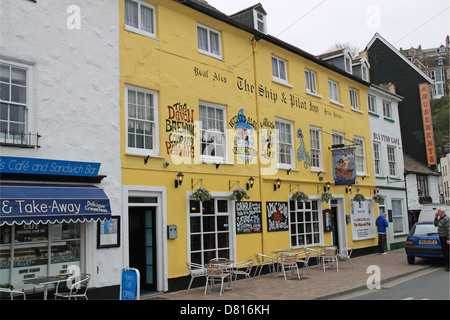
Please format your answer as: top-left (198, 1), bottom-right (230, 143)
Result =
top-left (325, 42), bottom-right (361, 57)
top-left (431, 94), bottom-right (449, 159)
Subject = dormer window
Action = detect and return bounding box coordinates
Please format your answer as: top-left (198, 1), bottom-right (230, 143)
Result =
top-left (254, 10), bottom-right (267, 34)
top-left (345, 55), bottom-right (352, 73)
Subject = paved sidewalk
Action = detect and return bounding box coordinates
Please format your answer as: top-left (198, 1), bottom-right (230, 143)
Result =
top-left (144, 249), bottom-right (442, 300)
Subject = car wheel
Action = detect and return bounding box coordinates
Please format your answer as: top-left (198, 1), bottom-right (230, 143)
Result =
top-left (407, 255), bottom-right (415, 264)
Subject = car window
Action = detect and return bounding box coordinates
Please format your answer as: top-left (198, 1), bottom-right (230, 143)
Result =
top-left (411, 224), bottom-right (438, 236)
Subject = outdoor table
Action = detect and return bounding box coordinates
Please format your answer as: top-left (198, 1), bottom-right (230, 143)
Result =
top-left (24, 275), bottom-right (68, 300)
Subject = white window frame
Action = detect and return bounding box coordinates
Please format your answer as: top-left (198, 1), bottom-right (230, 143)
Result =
top-left (305, 69), bottom-right (318, 95)
top-left (349, 88), bottom-right (359, 110)
top-left (0, 60), bottom-right (34, 142)
top-left (253, 10), bottom-right (267, 34)
top-left (345, 56), bottom-right (353, 74)
top-left (272, 55), bottom-right (288, 85)
top-left (187, 196), bottom-right (235, 265)
top-left (328, 79), bottom-right (341, 106)
top-left (387, 145), bottom-right (397, 177)
top-left (368, 94), bottom-right (377, 113)
top-left (391, 199), bottom-right (405, 234)
top-left (373, 142), bottom-right (382, 176)
top-left (362, 65), bottom-right (369, 81)
top-left (275, 118), bottom-right (294, 170)
top-left (125, 85), bottom-right (159, 156)
top-left (197, 23), bottom-right (222, 60)
top-left (124, 0), bottom-right (156, 38)
top-left (332, 131), bottom-right (344, 146)
top-left (199, 101), bottom-right (227, 163)
top-left (382, 100), bottom-right (392, 119)
top-left (288, 200), bottom-right (322, 248)
top-left (309, 126), bottom-right (322, 171)
top-left (354, 137), bottom-right (366, 176)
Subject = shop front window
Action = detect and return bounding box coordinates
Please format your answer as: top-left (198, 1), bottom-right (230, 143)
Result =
top-left (189, 198), bottom-right (232, 265)
top-left (289, 200), bottom-right (321, 247)
top-left (0, 223), bottom-right (81, 289)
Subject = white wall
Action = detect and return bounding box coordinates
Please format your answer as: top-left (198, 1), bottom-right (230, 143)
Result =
top-left (1, 0), bottom-right (121, 288)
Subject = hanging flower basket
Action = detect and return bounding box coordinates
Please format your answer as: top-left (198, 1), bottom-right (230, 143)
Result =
top-left (191, 187), bottom-right (212, 203)
top-left (321, 191), bottom-right (332, 203)
top-left (0, 283), bottom-right (14, 290)
top-left (373, 194), bottom-right (384, 204)
top-left (291, 191), bottom-right (309, 203)
top-left (230, 188), bottom-right (250, 201)
top-left (353, 193), bottom-right (366, 203)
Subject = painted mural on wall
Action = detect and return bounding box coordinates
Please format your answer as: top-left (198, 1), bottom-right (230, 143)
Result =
top-left (235, 201), bottom-right (262, 234)
top-left (229, 109), bottom-right (258, 164)
top-left (165, 102), bottom-right (196, 159)
top-left (266, 202), bottom-right (288, 232)
top-left (332, 147), bottom-right (356, 185)
top-left (296, 129), bottom-right (311, 169)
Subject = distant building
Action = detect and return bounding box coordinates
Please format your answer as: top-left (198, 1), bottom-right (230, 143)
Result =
top-left (400, 36), bottom-right (450, 100)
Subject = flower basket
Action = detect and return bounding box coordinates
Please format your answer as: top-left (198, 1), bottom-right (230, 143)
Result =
top-left (321, 191), bottom-right (332, 203)
top-left (353, 193), bottom-right (366, 203)
top-left (0, 283), bottom-right (14, 290)
top-left (191, 187), bottom-right (212, 203)
top-left (373, 194), bottom-right (384, 204)
top-left (291, 191), bottom-right (309, 203)
top-left (230, 188), bottom-right (250, 201)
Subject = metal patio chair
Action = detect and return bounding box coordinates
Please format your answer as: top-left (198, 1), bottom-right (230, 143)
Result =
top-left (186, 262), bottom-right (207, 294)
top-left (253, 253), bottom-right (274, 277)
top-left (54, 274), bottom-right (91, 300)
top-left (232, 260), bottom-right (254, 289)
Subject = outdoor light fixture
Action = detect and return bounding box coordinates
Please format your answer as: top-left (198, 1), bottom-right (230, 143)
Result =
top-left (246, 177), bottom-right (254, 190)
top-left (374, 186), bottom-right (380, 194)
top-left (346, 185), bottom-right (352, 194)
top-left (324, 181), bottom-right (331, 192)
top-left (144, 155), bottom-right (150, 165)
top-left (274, 178), bottom-right (281, 191)
top-left (175, 172), bottom-right (184, 188)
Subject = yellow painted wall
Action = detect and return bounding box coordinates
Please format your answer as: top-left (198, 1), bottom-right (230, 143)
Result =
top-left (120, 0), bottom-right (378, 282)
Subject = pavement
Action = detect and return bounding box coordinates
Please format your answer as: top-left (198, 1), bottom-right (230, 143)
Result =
top-left (143, 249), bottom-right (446, 300)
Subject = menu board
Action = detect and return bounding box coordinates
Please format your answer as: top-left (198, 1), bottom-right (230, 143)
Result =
top-left (235, 201), bottom-right (262, 234)
top-left (266, 202), bottom-right (289, 232)
top-left (351, 200), bottom-right (376, 240)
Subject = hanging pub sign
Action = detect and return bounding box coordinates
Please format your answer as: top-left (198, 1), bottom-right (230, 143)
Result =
top-left (235, 201), bottom-right (262, 234)
top-left (266, 202), bottom-right (288, 232)
top-left (331, 147), bottom-right (356, 185)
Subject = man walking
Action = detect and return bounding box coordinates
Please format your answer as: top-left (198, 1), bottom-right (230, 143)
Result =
top-left (376, 212), bottom-right (389, 255)
top-left (434, 207), bottom-right (450, 271)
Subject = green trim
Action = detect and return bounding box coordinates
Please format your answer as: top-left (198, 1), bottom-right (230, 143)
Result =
top-left (369, 111), bottom-right (380, 117)
top-left (383, 117), bottom-right (395, 123)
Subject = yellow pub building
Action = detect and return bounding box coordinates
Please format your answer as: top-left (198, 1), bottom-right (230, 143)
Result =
top-left (120, 0), bottom-right (378, 292)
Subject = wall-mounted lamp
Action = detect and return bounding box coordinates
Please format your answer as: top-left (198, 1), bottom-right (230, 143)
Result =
top-left (175, 172), bottom-right (184, 188)
top-left (144, 155), bottom-right (150, 165)
top-left (324, 181), bottom-right (331, 192)
top-left (346, 185), bottom-right (352, 194)
top-left (246, 177), bottom-right (254, 190)
top-left (274, 178), bottom-right (281, 191)
top-left (374, 186), bottom-right (380, 194)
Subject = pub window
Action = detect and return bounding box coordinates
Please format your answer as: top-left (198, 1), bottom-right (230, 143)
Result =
top-left (289, 200), bottom-right (321, 247)
top-left (373, 142), bottom-right (382, 176)
top-left (272, 55), bottom-right (288, 84)
top-left (197, 23), bottom-right (222, 59)
top-left (124, 0), bottom-right (156, 38)
top-left (275, 118), bottom-right (294, 169)
top-left (305, 69), bottom-right (317, 94)
top-left (354, 137), bottom-right (366, 175)
top-left (310, 126), bottom-right (322, 170)
top-left (188, 198), bottom-right (232, 265)
top-left (349, 88), bottom-right (359, 110)
top-left (199, 101), bottom-right (226, 163)
top-left (125, 85), bottom-right (159, 156)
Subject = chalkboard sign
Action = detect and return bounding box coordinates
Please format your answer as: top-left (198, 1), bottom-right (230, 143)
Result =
top-left (120, 268), bottom-right (140, 300)
top-left (235, 201), bottom-right (262, 234)
top-left (266, 202), bottom-right (289, 232)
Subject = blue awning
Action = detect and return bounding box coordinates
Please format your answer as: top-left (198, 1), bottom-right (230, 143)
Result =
top-left (0, 183), bottom-right (111, 225)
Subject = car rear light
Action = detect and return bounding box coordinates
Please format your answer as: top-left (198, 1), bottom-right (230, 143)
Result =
top-left (406, 241), bottom-right (414, 246)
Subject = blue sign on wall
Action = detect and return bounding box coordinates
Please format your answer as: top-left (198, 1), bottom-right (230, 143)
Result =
top-left (120, 268), bottom-right (140, 300)
top-left (0, 156), bottom-right (101, 177)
